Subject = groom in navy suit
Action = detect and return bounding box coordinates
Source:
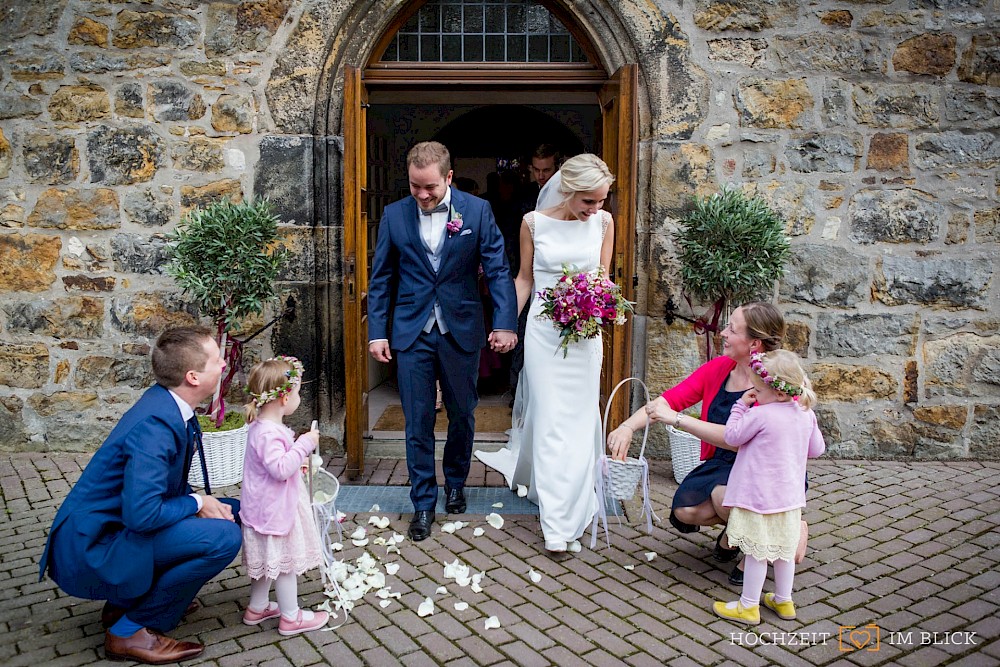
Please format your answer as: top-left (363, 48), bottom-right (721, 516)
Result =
top-left (39, 326), bottom-right (242, 664)
top-left (369, 141), bottom-right (518, 541)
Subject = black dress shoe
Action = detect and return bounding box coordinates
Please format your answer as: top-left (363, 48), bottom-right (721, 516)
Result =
top-left (408, 510), bottom-right (435, 541)
top-left (728, 562), bottom-right (744, 586)
top-left (713, 528), bottom-right (740, 563)
top-left (444, 486), bottom-right (466, 514)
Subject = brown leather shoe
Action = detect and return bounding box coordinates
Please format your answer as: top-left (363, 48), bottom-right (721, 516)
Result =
top-left (101, 601), bottom-right (200, 629)
top-left (105, 628), bottom-right (203, 664)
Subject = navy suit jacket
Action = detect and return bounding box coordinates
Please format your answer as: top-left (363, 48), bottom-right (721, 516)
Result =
top-left (38, 384), bottom-right (201, 600)
top-left (368, 187), bottom-right (518, 354)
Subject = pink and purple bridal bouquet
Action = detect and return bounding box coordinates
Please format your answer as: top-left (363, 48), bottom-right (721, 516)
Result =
top-left (536, 265), bottom-right (633, 358)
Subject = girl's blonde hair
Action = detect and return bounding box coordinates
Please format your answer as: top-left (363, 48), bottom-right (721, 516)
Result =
top-left (244, 357), bottom-right (296, 422)
top-left (754, 349), bottom-right (817, 410)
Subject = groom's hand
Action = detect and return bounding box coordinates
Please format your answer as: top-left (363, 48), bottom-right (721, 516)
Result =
top-left (489, 330), bottom-right (517, 353)
top-left (369, 341), bottom-right (392, 363)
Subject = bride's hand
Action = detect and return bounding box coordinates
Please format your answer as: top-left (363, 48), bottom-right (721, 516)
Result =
top-left (645, 401), bottom-right (676, 424)
top-left (606, 425), bottom-right (633, 461)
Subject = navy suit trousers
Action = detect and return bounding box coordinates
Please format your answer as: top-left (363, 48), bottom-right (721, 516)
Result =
top-left (396, 326), bottom-right (479, 510)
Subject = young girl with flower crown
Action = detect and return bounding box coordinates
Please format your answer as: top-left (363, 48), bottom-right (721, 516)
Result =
top-left (239, 356), bottom-right (329, 635)
top-left (713, 349), bottom-right (825, 625)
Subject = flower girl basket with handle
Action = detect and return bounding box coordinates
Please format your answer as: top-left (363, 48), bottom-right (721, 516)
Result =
top-left (307, 439), bottom-right (350, 628)
top-left (591, 377), bottom-right (660, 548)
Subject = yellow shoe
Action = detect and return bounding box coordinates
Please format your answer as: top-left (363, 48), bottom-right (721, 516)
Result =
top-left (763, 592), bottom-right (796, 620)
top-left (713, 600), bottom-right (760, 625)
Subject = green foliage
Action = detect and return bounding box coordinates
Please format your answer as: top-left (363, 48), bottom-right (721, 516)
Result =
top-left (674, 187), bottom-right (790, 307)
top-left (166, 198), bottom-right (289, 332)
top-left (198, 411), bottom-right (246, 432)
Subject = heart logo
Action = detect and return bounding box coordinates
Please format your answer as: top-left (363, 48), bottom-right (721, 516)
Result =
top-left (849, 629), bottom-right (872, 649)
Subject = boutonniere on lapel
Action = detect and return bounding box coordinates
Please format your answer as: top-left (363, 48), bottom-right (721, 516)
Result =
top-left (446, 207), bottom-right (463, 237)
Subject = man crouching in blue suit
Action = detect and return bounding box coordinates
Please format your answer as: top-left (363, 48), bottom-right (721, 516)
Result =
top-left (39, 326), bottom-right (243, 664)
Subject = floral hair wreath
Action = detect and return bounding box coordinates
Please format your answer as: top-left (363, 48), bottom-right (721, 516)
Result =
top-left (250, 355), bottom-right (304, 407)
top-left (749, 352), bottom-right (803, 398)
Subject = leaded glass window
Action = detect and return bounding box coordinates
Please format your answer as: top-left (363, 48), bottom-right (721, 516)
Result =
top-left (380, 0), bottom-right (589, 63)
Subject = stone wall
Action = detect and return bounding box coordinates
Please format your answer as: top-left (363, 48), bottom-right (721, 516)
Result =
top-left (0, 0), bottom-right (997, 458)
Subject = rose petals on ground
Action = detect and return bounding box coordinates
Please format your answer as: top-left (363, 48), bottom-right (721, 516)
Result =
top-left (436, 586), bottom-right (448, 595)
top-left (379, 599), bottom-right (392, 608)
top-left (368, 516), bottom-right (390, 529)
top-left (492, 502), bottom-right (503, 508)
top-left (623, 564), bottom-right (635, 570)
top-left (644, 552), bottom-right (657, 561)
top-left (528, 569), bottom-right (542, 583)
top-left (484, 616), bottom-right (501, 630)
top-left (417, 597), bottom-right (435, 617)
top-left (454, 602), bottom-right (469, 611)
top-left (385, 563), bottom-right (400, 576)
top-left (349, 527), bottom-right (366, 540)
top-left (516, 484), bottom-right (528, 497)
top-left (473, 527), bottom-right (485, 537)
top-left (351, 538), bottom-right (369, 547)
top-left (369, 504), bottom-right (380, 512)
top-left (486, 513), bottom-right (504, 530)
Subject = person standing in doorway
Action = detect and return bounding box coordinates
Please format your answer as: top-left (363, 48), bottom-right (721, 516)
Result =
top-left (368, 141), bottom-right (518, 541)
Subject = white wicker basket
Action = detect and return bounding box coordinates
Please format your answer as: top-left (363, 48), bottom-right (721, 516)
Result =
top-left (602, 378), bottom-right (651, 501)
top-left (667, 425), bottom-right (701, 485)
top-left (189, 422), bottom-right (249, 488)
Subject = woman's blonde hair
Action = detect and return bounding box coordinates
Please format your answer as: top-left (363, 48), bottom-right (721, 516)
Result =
top-left (753, 349), bottom-right (817, 410)
top-left (244, 358), bottom-right (295, 422)
top-left (557, 153), bottom-right (615, 198)
top-left (741, 301), bottom-right (785, 352)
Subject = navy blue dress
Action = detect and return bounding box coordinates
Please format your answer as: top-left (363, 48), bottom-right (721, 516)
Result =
top-left (669, 377), bottom-right (744, 531)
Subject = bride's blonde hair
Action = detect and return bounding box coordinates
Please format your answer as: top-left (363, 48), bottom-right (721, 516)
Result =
top-left (557, 154), bottom-right (615, 199)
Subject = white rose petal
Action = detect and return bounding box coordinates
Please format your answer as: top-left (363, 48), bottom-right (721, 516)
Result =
top-left (350, 527), bottom-right (366, 540)
top-left (368, 516), bottom-right (390, 529)
top-left (471, 582), bottom-right (483, 593)
top-left (443, 559), bottom-right (471, 582)
top-left (456, 575), bottom-right (471, 587)
top-left (436, 586), bottom-right (448, 595)
top-left (386, 544), bottom-right (400, 555)
top-left (385, 563), bottom-right (400, 576)
top-left (484, 616), bottom-right (501, 630)
top-left (379, 599), bottom-right (392, 608)
top-left (376, 589), bottom-right (392, 599)
top-left (454, 602), bottom-right (469, 611)
top-left (372, 537), bottom-right (387, 546)
top-left (369, 504), bottom-right (380, 512)
top-left (336, 511), bottom-right (347, 523)
top-left (529, 569), bottom-right (542, 583)
top-left (330, 542), bottom-right (343, 552)
top-left (352, 538), bottom-right (369, 547)
top-left (453, 521), bottom-right (466, 530)
top-left (623, 564), bottom-right (635, 571)
top-left (516, 484), bottom-right (528, 497)
top-left (567, 540), bottom-right (582, 553)
top-left (441, 522), bottom-right (457, 534)
top-left (392, 533), bottom-right (406, 544)
top-left (492, 502), bottom-right (503, 508)
top-left (645, 552), bottom-right (657, 561)
top-left (486, 513), bottom-right (504, 530)
top-left (417, 597), bottom-right (435, 617)
top-left (473, 527), bottom-right (485, 537)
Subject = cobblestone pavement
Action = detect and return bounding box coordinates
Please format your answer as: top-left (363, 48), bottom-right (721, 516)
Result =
top-left (2, 454), bottom-right (999, 666)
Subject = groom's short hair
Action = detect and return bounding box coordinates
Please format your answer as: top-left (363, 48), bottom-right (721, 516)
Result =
top-left (408, 141), bottom-right (451, 177)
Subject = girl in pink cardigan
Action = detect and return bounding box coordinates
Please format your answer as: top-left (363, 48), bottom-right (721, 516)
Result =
top-left (239, 356), bottom-right (328, 635)
top-left (713, 350), bottom-right (825, 626)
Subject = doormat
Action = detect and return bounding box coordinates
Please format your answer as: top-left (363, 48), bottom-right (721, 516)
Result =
top-left (372, 403), bottom-right (513, 433)
top-left (336, 485), bottom-right (621, 517)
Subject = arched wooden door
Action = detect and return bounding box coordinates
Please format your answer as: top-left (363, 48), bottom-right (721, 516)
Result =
top-left (340, 1), bottom-right (638, 478)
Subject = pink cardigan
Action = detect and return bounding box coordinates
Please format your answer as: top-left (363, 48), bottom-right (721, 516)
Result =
top-left (722, 401), bottom-right (826, 513)
top-left (661, 355), bottom-right (737, 461)
top-left (239, 419), bottom-right (315, 536)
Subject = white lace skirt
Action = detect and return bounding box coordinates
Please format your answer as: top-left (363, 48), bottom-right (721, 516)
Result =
top-left (242, 474), bottom-right (323, 581)
top-left (727, 507), bottom-right (801, 563)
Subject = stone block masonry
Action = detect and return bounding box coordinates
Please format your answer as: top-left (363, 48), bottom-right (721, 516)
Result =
top-left (0, 0), bottom-right (996, 456)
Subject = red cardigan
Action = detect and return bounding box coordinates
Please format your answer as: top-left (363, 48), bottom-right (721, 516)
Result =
top-left (661, 355), bottom-right (738, 461)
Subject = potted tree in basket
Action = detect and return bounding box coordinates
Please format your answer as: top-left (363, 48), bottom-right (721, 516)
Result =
top-left (664, 186), bottom-right (790, 483)
top-left (672, 185), bottom-right (790, 358)
top-left (166, 197), bottom-right (290, 487)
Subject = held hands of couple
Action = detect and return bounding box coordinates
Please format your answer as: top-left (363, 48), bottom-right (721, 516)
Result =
top-left (488, 330), bottom-right (517, 353)
top-left (197, 495), bottom-right (235, 521)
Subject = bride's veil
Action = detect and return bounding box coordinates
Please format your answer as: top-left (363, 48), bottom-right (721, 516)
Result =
top-left (534, 170), bottom-right (563, 211)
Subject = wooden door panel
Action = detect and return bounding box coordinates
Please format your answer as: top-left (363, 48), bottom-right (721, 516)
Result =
top-left (343, 65), bottom-right (369, 478)
top-left (599, 64), bottom-right (638, 433)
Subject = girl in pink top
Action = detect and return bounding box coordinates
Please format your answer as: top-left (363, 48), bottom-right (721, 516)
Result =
top-left (239, 356), bottom-right (329, 636)
top-left (713, 350), bottom-right (825, 626)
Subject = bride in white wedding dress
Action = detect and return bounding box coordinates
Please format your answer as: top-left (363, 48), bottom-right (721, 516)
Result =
top-left (476, 154), bottom-right (616, 552)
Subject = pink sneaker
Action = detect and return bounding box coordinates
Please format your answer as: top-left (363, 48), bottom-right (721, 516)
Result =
top-left (278, 610), bottom-right (330, 636)
top-left (242, 602), bottom-right (281, 626)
